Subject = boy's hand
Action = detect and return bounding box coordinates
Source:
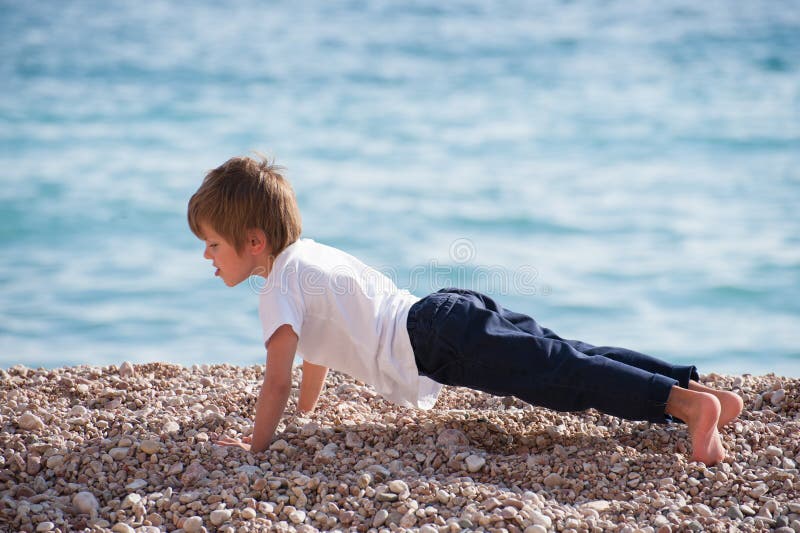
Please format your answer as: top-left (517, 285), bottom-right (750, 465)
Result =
top-left (214, 435), bottom-right (252, 451)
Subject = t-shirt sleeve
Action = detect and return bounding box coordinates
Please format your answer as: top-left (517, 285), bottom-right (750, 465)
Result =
top-left (258, 271), bottom-right (304, 348)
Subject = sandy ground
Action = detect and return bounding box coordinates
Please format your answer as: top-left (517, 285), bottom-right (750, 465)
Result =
top-left (0, 363), bottom-right (798, 532)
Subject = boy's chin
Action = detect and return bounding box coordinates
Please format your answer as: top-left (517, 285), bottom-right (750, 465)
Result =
top-left (221, 277), bottom-right (244, 287)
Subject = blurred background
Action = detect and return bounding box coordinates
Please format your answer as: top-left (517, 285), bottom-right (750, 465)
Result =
top-left (1, 0), bottom-right (798, 375)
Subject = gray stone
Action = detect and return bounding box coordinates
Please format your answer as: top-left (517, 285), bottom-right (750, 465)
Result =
top-left (373, 509), bottom-right (389, 527)
top-left (727, 505), bottom-right (744, 520)
top-left (73, 491), bottom-right (99, 515)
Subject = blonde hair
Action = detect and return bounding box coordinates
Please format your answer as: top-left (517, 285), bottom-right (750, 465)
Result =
top-left (187, 154), bottom-right (302, 256)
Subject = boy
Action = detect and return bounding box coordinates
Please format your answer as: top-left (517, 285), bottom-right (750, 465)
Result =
top-left (188, 155), bottom-right (743, 466)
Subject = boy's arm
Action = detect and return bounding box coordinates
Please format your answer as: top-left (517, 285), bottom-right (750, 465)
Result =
top-left (298, 359), bottom-right (328, 414)
top-left (249, 324), bottom-right (298, 453)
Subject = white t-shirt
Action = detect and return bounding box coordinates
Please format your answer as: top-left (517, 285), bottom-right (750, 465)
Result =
top-left (258, 238), bottom-right (442, 409)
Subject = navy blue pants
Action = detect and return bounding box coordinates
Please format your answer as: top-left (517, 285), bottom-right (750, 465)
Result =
top-left (406, 288), bottom-right (699, 423)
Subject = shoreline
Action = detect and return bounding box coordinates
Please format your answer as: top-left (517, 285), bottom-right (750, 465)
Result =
top-left (1, 363), bottom-right (797, 532)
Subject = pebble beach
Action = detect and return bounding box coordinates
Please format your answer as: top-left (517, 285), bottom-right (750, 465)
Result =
top-left (1, 363), bottom-right (797, 533)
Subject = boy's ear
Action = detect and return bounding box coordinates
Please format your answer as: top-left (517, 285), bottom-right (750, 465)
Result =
top-left (246, 228), bottom-right (271, 255)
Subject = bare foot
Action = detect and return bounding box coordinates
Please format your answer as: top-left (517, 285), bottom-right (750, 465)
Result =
top-left (688, 380), bottom-right (744, 430)
top-left (666, 386), bottom-right (726, 465)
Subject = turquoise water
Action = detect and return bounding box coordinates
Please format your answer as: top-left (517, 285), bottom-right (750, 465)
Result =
top-left (1, 1), bottom-right (799, 376)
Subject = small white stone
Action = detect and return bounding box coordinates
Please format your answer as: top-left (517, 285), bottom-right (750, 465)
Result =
top-left (765, 445), bottom-right (783, 457)
top-left (465, 454), bottom-right (486, 473)
top-left (182, 516), bottom-right (203, 532)
top-left (111, 523), bottom-right (135, 533)
top-left (419, 525), bottom-right (438, 533)
top-left (119, 361), bottom-right (135, 378)
top-left (162, 421), bottom-right (180, 433)
top-left (582, 500), bottom-right (611, 512)
top-left (72, 491), bottom-right (99, 515)
top-left (771, 388), bottom-right (786, 405)
top-left (373, 509), bottom-right (389, 527)
top-left (125, 479), bottom-right (147, 491)
top-left (18, 412), bottom-right (45, 431)
top-left (694, 503), bottom-right (713, 517)
top-left (210, 509), bottom-right (232, 525)
top-left (289, 509), bottom-right (306, 524)
top-left (388, 479), bottom-right (409, 494)
top-left (530, 511), bottom-right (552, 528)
top-left (69, 405), bottom-right (88, 417)
top-left (524, 526), bottom-right (548, 533)
top-left (241, 507), bottom-right (257, 520)
top-left (36, 522), bottom-right (54, 532)
top-left (748, 484), bottom-right (769, 498)
top-left (120, 493), bottom-right (141, 509)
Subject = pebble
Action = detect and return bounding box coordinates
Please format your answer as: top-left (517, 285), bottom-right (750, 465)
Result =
top-left (345, 432), bottom-right (363, 448)
top-left (119, 361), bottom-right (135, 378)
top-left (182, 516), bottom-right (203, 532)
top-left (388, 479), bottom-right (409, 494)
top-left (727, 506), bottom-right (744, 520)
top-left (530, 511), bottom-right (552, 528)
top-left (315, 442), bottom-right (338, 463)
top-left (694, 503), bottom-right (713, 517)
top-left (72, 491), bottom-right (99, 515)
top-left (45, 454), bottom-right (64, 469)
top-left (766, 445), bottom-right (783, 457)
top-left (436, 428), bottom-right (469, 448)
top-left (120, 493), bottom-right (141, 509)
top-left (109, 447), bottom-right (129, 460)
top-left (181, 461), bottom-right (209, 487)
top-left (465, 454), bottom-right (486, 472)
top-left (210, 509), bottom-right (232, 525)
top-left (125, 479), bottom-right (147, 491)
top-left (139, 439), bottom-right (161, 454)
top-left (748, 484), bottom-right (769, 498)
top-left (373, 509), bottom-right (389, 527)
top-left (543, 472), bottom-right (563, 487)
top-left (771, 388), bottom-right (786, 405)
top-left (582, 500), bottom-right (611, 512)
top-left (18, 412), bottom-right (45, 431)
top-left (35, 522), bottom-right (54, 532)
top-left (3, 365), bottom-right (797, 532)
top-left (111, 524), bottom-right (135, 533)
top-left (525, 526), bottom-right (547, 533)
top-left (740, 504), bottom-right (756, 516)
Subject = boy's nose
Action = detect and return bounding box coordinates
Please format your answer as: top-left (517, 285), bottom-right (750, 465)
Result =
top-left (203, 246), bottom-right (212, 260)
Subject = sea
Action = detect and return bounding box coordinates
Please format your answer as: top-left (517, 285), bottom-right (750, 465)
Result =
top-left (1, 0), bottom-right (798, 376)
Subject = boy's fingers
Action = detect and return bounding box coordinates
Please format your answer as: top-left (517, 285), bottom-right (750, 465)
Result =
top-left (242, 436), bottom-right (252, 443)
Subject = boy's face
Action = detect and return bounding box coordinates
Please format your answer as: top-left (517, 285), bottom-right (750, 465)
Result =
top-left (199, 222), bottom-right (259, 287)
